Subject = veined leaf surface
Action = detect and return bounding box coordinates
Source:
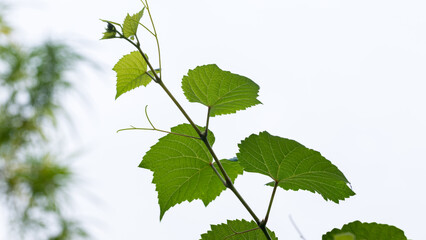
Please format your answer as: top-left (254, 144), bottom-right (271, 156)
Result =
top-left (237, 131), bottom-right (355, 202)
top-left (113, 51), bottom-right (151, 99)
top-left (140, 124), bottom-right (243, 219)
top-left (322, 221), bottom-right (407, 240)
top-left (123, 9), bottom-right (144, 39)
top-left (200, 219), bottom-right (278, 240)
top-left (182, 64), bottom-right (261, 117)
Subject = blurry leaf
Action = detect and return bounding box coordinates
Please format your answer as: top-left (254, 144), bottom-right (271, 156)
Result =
top-left (140, 124), bottom-right (243, 220)
top-left (113, 51), bottom-right (150, 99)
top-left (0, 7), bottom-right (12, 35)
top-left (0, 10), bottom-right (86, 239)
top-left (200, 219), bottom-right (278, 240)
top-left (237, 131), bottom-right (355, 202)
top-left (182, 64), bottom-right (261, 117)
top-left (322, 221), bottom-right (408, 240)
top-left (0, 44), bottom-right (28, 83)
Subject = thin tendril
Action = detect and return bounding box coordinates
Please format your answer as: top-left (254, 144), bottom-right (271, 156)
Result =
top-left (144, 105), bottom-right (155, 129)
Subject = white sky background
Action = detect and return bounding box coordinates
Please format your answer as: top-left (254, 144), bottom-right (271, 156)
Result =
top-left (1, 0), bottom-right (426, 239)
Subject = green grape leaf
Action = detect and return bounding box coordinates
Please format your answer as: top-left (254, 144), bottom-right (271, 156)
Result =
top-left (322, 221), bottom-right (408, 240)
top-left (113, 51), bottom-right (151, 99)
top-left (139, 124), bottom-right (243, 220)
top-left (200, 219), bottom-right (278, 240)
top-left (333, 233), bottom-right (355, 240)
top-left (237, 131), bottom-right (355, 202)
top-left (123, 8), bottom-right (144, 39)
top-left (182, 64), bottom-right (261, 117)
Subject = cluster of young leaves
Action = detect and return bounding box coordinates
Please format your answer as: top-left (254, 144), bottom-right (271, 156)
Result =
top-left (102, 2), bottom-right (408, 239)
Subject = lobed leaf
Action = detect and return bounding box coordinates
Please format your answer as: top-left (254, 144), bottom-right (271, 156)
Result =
top-left (200, 219), bottom-right (278, 240)
top-left (140, 124), bottom-right (243, 220)
top-left (322, 221), bottom-right (408, 240)
top-left (182, 64), bottom-right (261, 117)
top-left (237, 131), bottom-right (355, 202)
top-left (123, 8), bottom-right (144, 39)
top-left (113, 51), bottom-right (151, 99)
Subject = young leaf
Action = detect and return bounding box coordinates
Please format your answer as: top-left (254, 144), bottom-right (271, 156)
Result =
top-left (139, 124), bottom-right (243, 220)
top-left (182, 64), bottom-right (261, 117)
top-left (101, 23), bottom-right (116, 40)
top-left (237, 131), bottom-right (355, 202)
top-left (200, 219), bottom-right (278, 240)
top-left (101, 31), bottom-right (116, 40)
top-left (123, 9), bottom-right (144, 39)
top-left (100, 19), bottom-right (122, 27)
top-left (113, 51), bottom-right (150, 99)
top-left (322, 221), bottom-right (408, 240)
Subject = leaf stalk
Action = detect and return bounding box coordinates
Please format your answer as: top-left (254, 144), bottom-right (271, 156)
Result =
top-left (263, 181), bottom-right (279, 225)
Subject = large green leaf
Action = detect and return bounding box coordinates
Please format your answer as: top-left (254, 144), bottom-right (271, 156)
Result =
top-left (122, 8), bottom-right (144, 39)
top-left (237, 131), bottom-right (354, 202)
top-left (200, 219), bottom-right (278, 240)
top-left (333, 233), bottom-right (355, 240)
top-left (113, 51), bottom-right (151, 99)
top-left (182, 64), bottom-right (261, 117)
top-left (139, 124), bottom-right (243, 220)
top-left (322, 221), bottom-right (407, 240)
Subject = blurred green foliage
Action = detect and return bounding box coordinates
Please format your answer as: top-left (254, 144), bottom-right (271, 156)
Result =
top-left (0, 8), bottom-right (88, 240)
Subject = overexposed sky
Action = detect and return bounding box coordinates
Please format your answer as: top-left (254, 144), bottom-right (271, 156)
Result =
top-left (2, 0), bottom-right (426, 239)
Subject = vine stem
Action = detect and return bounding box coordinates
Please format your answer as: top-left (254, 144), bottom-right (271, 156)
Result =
top-left (144, 0), bottom-right (162, 79)
top-left (158, 83), bottom-right (271, 240)
top-left (116, 4), bottom-right (272, 239)
top-left (157, 65), bottom-right (271, 240)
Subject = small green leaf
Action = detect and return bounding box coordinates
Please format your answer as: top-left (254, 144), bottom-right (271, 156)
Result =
top-left (123, 9), bottom-right (144, 38)
top-left (140, 124), bottom-right (243, 220)
top-left (101, 31), bottom-right (116, 40)
top-left (101, 23), bottom-right (116, 40)
top-left (113, 51), bottom-right (150, 99)
top-left (237, 131), bottom-right (355, 202)
top-left (200, 219), bottom-right (278, 240)
top-left (182, 64), bottom-right (261, 117)
top-left (322, 221), bottom-right (408, 240)
top-left (101, 32), bottom-right (115, 39)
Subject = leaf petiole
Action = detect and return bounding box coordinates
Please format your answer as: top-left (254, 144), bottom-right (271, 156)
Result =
top-left (263, 181), bottom-right (279, 226)
top-left (138, 22), bottom-right (155, 36)
top-left (117, 126), bottom-right (201, 140)
top-left (203, 107), bottom-right (211, 137)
